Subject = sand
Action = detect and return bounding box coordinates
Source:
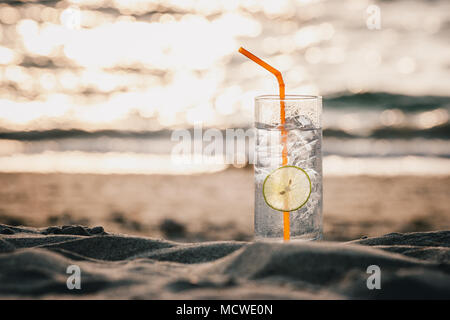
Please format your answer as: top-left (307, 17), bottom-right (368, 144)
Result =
top-left (0, 170), bottom-right (449, 241)
top-left (1, 169), bottom-right (449, 298)
top-left (0, 224), bottom-right (449, 299)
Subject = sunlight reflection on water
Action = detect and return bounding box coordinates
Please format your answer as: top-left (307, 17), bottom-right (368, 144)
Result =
top-left (0, 0), bottom-right (448, 132)
top-left (0, 0), bottom-right (449, 174)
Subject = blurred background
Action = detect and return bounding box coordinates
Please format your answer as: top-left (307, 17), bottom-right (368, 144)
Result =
top-left (0, 0), bottom-right (449, 241)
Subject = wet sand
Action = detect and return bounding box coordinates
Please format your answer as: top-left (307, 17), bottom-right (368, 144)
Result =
top-left (0, 169), bottom-right (448, 241)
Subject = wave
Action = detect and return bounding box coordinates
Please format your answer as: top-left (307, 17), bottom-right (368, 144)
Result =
top-left (326, 92), bottom-right (450, 112)
top-left (1, 122), bottom-right (449, 142)
top-left (0, 129), bottom-right (174, 141)
top-left (324, 123), bottom-right (450, 139)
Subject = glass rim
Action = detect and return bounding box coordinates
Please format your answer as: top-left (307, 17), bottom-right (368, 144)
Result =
top-left (255, 94), bottom-right (322, 101)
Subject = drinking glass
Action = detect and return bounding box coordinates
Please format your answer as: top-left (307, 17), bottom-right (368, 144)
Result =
top-left (254, 95), bottom-right (323, 241)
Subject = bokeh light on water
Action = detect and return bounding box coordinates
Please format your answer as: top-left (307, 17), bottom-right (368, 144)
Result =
top-left (0, 0), bottom-right (449, 174)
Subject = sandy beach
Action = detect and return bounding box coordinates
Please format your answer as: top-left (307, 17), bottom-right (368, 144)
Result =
top-left (0, 169), bottom-right (448, 242)
top-left (1, 170), bottom-right (449, 299)
top-left (0, 224), bottom-right (449, 299)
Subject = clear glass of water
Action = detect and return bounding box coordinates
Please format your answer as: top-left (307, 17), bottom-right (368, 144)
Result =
top-left (254, 95), bottom-right (323, 241)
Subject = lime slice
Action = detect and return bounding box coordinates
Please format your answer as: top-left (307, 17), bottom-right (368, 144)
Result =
top-left (262, 166), bottom-right (311, 212)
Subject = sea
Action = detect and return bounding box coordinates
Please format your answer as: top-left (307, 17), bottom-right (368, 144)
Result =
top-left (0, 0), bottom-right (449, 175)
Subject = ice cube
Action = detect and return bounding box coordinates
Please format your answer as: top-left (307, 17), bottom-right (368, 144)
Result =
top-left (290, 115), bottom-right (313, 129)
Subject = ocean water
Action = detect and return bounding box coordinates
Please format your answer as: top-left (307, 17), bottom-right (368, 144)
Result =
top-left (0, 0), bottom-right (449, 175)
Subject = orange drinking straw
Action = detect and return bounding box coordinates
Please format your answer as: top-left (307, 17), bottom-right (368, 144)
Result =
top-left (238, 47), bottom-right (290, 241)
